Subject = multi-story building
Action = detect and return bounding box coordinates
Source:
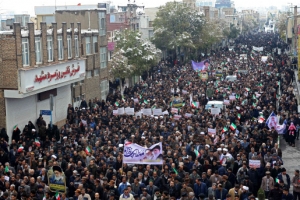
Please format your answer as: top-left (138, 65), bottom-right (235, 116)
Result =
top-left (55, 9), bottom-right (109, 107)
top-left (0, 22), bottom-right (87, 140)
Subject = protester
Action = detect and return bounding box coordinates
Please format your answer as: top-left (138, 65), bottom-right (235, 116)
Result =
top-left (0, 31), bottom-right (299, 200)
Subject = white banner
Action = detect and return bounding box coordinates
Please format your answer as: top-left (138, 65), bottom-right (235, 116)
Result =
top-left (208, 128), bottom-right (216, 137)
top-left (118, 107), bottom-right (125, 115)
top-left (249, 160), bottom-right (260, 168)
top-left (210, 108), bottom-right (220, 115)
top-left (253, 46), bottom-right (263, 52)
top-left (123, 142), bottom-right (163, 165)
top-left (142, 109), bottom-right (152, 116)
top-left (261, 56), bottom-right (268, 62)
top-left (153, 109), bottom-right (162, 116)
top-left (171, 108), bottom-right (178, 114)
top-left (113, 110), bottom-right (118, 116)
top-left (125, 107), bottom-right (134, 115)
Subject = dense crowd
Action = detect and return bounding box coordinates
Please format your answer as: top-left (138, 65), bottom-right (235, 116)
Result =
top-left (0, 31), bottom-right (299, 200)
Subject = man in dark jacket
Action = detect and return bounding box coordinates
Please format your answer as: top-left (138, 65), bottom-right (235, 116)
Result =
top-left (282, 187), bottom-right (294, 200)
top-left (268, 183), bottom-right (282, 200)
top-left (277, 168), bottom-right (291, 190)
top-left (193, 178), bottom-right (207, 197)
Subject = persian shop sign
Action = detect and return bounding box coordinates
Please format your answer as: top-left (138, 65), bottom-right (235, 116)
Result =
top-left (20, 59), bottom-right (86, 93)
top-left (34, 65), bottom-right (80, 83)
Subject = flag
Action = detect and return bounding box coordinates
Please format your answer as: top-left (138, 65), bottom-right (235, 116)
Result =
top-left (237, 113), bottom-right (241, 120)
top-left (85, 146), bottom-right (91, 154)
top-left (35, 139), bottom-right (40, 147)
top-left (18, 145), bottom-right (24, 153)
top-left (245, 88), bottom-right (250, 92)
top-left (77, 3), bottom-right (81, 6)
top-left (122, 96), bottom-right (125, 102)
top-left (276, 178), bottom-right (279, 183)
top-left (236, 94), bottom-right (240, 99)
top-left (191, 102), bottom-right (198, 109)
top-left (222, 127), bottom-right (228, 133)
top-left (266, 112), bottom-right (277, 129)
top-left (55, 192), bottom-right (60, 200)
top-left (194, 149), bottom-right (200, 157)
top-left (144, 100), bottom-right (148, 104)
top-left (277, 81), bottom-right (280, 86)
top-left (13, 125), bottom-right (18, 131)
top-left (258, 116), bottom-right (265, 123)
top-left (4, 166), bottom-right (9, 173)
top-left (114, 101), bottom-right (119, 107)
top-left (241, 100), bottom-right (247, 105)
top-left (230, 123), bottom-right (236, 130)
top-left (43, 196), bottom-right (46, 200)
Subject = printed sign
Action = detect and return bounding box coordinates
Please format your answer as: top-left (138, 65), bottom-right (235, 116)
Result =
top-left (153, 109), bottom-right (162, 116)
top-left (249, 160), bottom-right (260, 168)
top-left (125, 107), bottom-right (134, 115)
top-left (48, 166), bottom-right (66, 192)
top-left (118, 107), bottom-right (125, 115)
top-left (142, 109), bottom-right (152, 116)
top-left (123, 142), bottom-right (163, 165)
top-left (210, 108), bottom-right (220, 115)
top-left (208, 128), bottom-right (216, 137)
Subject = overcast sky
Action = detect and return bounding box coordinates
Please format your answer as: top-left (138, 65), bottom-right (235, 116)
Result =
top-left (0, 0), bottom-right (299, 16)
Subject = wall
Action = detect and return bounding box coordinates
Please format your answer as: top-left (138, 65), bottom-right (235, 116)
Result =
top-left (0, 36), bottom-right (18, 89)
top-left (56, 10), bottom-right (99, 30)
top-left (5, 85), bottom-right (71, 141)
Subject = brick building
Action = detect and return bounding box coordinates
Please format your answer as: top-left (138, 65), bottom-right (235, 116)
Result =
top-left (0, 18), bottom-right (108, 140)
top-left (55, 9), bottom-right (109, 107)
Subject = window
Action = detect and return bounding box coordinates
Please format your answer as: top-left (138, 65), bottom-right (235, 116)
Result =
top-left (93, 36), bottom-right (98, 53)
top-left (22, 38), bottom-right (29, 66)
top-left (86, 70), bottom-right (92, 78)
top-left (99, 12), bottom-right (106, 36)
top-left (100, 47), bottom-right (107, 68)
top-left (86, 37), bottom-right (91, 55)
top-left (67, 35), bottom-right (72, 59)
top-left (100, 80), bottom-right (109, 100)
top-left (47, 36), bottom-right (53, 62)
top-left (58, 35), bottom-right (64, 60)
top-left (94, 68), bottom-right (100, 76)
top-left (75, 35), bottom-right (79, 57)
top-left (35, 37), bottom-right (42, 64)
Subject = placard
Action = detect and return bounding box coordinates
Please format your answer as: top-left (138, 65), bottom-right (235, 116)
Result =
top-left (142, 108), bottom-right (152, 116)
top-left (113, 110), bottom-right (118, 116)
top-left (118, 107), bottom-right (125, 115)
top-left (162, 110), bottom-right (169, 115)
top-left (171, 108), bottom-right (178, 114)
top-left (134, 98), bottom-right (139, 103)
top-left (229, 95), bottom-right (236, 100)
top-left (182, 90), bottom-right (188, 94)
top-left (224, 100), bottom-right (230, 105)
top-left (173, 115), bottom-right (182, 120)
top-left (135, 111), bottom-right (142, 118)
top-left (210, 108), bottom-right (220, 115)
top-left (185, 113), bottom-right (193, 118)
top-left (249, 160), bottom-right (260, 168)
top-left (208, 128), bottom-right (216, 137)
top-left (125, 107), bottom-right (134, 115)
top-left (153, 109), bottom-right (162, 116)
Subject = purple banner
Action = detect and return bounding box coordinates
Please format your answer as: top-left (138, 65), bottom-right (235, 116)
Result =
top-left (191, 60), bottom-right (209, 71)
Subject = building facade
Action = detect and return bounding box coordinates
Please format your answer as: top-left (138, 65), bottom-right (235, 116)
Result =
top-left (0, 22), bottom-right (88, 140)
top-left (55, 9), bottom-right (109, 107)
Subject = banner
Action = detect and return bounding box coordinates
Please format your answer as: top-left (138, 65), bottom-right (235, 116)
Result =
top-left (210, 108), bottom-right (220, 115)
top-left (191, 60), bottom-right (209, 71)
top-left (266, 112), bottom-right (286, 134)
top-left (142, 109), bottom-right (152, 116)
top-left (249, 160), bottom-right (260, 168)
top-left (261, 56), bottom-right (268, 62)
top-left (208, 128), bottom-right (216, 137)
top-left (253, 46), bottom-right (263, 52)
top-left (125, 107), bottom-right (134, 115)
top-left (48, 166), bottom-right (66, 192)
top-left (153, 109), bottom-right (162, 116)
top-left (113, 110), bottom-right (118, 116)
top-left (171, 108), bottom-right (178, 114)
top-left (118, 107), bottom-right (125, 115)
top-left (123, 142), bottom-right (163, 165)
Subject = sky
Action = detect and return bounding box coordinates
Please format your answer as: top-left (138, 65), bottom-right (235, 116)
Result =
top-left (0, 0), bottom-right (299, 16)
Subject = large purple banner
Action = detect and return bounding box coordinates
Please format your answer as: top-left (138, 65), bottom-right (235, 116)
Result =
top-left (191, 60), bottom-right (209, 71)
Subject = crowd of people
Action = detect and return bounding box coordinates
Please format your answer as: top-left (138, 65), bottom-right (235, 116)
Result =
top-left (0, 31), bottom-right (299, 200)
